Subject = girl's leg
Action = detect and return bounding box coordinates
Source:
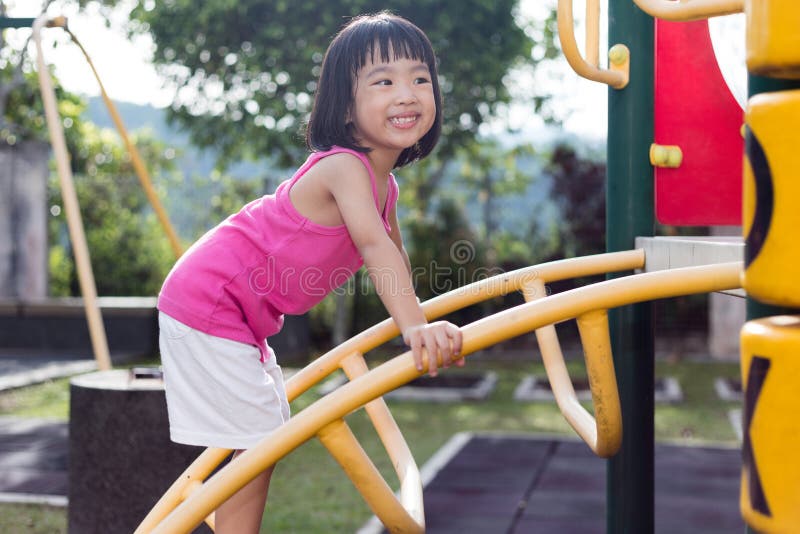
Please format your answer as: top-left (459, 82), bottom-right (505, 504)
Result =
top-left (215, 451), bottom-right (275, 534)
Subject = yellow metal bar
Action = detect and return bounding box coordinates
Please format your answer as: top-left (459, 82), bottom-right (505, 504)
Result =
top-left (62, 26), bottom-right (184, 260)
top-left (148, 262), bottom-right (740, 534)
top-left (287, 250), bottom-right (645, 400)
top-left (340, 353), bottom-right (424, 526)
top-left (632, 0), bottom-right (743, 21)
top-left (32, 16), bottom-right (112, 372)
top-left (524, 280), bottom-right (622, 457)
top-left (558, 0), bottom-right (630, 89)
top-left (140, 250), bottom-right (644, 532)
top-left (133, 447), bottom-right (229, 534)
top-left (576, 309), bottom-right (622, 457)
top-left (586, 0), bottom-right (601, 67)
top-left (318, 420), bottom-right (423, 533)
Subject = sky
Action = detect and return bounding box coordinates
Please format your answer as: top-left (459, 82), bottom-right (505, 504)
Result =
top-left (6, 0), bottom-right (746, 141)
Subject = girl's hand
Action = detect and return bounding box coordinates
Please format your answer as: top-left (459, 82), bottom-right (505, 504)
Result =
top-left (403, 321), bottom-right (464, 377)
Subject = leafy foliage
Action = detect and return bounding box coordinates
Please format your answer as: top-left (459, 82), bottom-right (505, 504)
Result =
top-left (86, 0), bottom-right (549, 170)
top-left (48, 110), bottom-right (179, 296)
top-left (547, 142), bottom-right (606, 258)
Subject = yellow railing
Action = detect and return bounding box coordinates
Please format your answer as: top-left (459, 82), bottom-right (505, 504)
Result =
top-left (137, 252), bottom-right (742, 533)
top-left (523, 279), bottom-right (621, 457)
top-left (136, 250), bottom-right (644, 533)
top-left (632, 0), bottom-right (743, 21)
top-left (557, 0), bottom-right (630, 89)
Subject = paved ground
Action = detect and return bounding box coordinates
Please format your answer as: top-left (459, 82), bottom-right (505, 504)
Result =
top-left (0, 415), bottom-right (744, 533)
top-left (0, 416), bottom-right (68, 504)
top-left (418, 433), bottom-right (744, 534)
top-left (0, 353), bottom-right (745, 532)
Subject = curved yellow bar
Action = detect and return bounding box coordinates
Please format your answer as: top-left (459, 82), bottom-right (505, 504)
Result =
top-left (524, 280), bottom-right (621, 458)
top-left (147, 262), bottom-right (741, 534)
top-left (633, 0), bottom-right (743, 21)
top-left (137, 250), bottom-right (644, 533)
top-left (287, 249), bottom-right (645, 400)
top-left (557, 0), bottom-right (630, 89)
top-left (61, 24), bottom-right (184, 260)
top-left (339, 353), bottom-right (424, 530)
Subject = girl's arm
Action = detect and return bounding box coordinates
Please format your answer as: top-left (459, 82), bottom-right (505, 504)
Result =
top-left (322, 154), bottom-right (462, 376)
top-left (388, 203), bottom-right (412, 276)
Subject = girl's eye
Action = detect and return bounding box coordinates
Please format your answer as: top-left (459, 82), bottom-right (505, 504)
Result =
top-left (414, 77), bottom-right (431, 85)
top-left (374, 79), bottom-right (392, 86)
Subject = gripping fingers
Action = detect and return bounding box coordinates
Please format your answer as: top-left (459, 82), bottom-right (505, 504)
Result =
top-left (434, 329), bottom-right (453, 369)
top-left (406, 322), bottom-right (464, 376)
top-left (410, 335), bottom-right (424, 372)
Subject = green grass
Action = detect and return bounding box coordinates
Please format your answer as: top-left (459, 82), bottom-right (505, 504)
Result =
top-left (0, 377), bottom-right (72, 419)
top-left (0, 503), bottom-right (67, 534)
top-left (0, 357), bottom-right (742, 533)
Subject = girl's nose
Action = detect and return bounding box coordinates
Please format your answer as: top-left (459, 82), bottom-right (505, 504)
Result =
top-left (395, 85), bottom-right (418, 104)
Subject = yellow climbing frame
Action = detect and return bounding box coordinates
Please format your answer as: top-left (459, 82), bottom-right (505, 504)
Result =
top-left (137, 251), bottom-right (742, 533)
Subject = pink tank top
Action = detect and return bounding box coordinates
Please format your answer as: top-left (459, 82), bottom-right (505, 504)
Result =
top-left (157, 147), bottom-right (399, 359)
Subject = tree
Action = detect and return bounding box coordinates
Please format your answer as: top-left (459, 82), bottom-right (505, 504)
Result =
top-left (48, 112), bottom-right (179, 296)
top-left (84, 1), bottom-right (557, 170)
top-left (547, 141), bottom-right (606, 258)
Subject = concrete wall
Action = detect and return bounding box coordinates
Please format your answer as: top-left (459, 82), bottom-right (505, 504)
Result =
top-left (0, 297), bottom-right (310, 364)
top-left (0, 141), bottom-right (50, 299)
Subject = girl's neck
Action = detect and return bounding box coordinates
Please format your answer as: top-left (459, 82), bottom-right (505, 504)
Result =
top-left (365, 148), bottom-right (401, 181)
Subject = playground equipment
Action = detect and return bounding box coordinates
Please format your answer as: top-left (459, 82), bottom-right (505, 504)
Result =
top-left (739, 3), bottom-right (800, 532)
top-left (560, 0), bottom-right (800, 532)
top-left (11, 1), bottom-right (798, 532)
top-left (136, 253), bottom-right (741, 533)
top-left (31, 16), bottom-right (111, 371)
top-left (28, 15), bottom-right (185, 371)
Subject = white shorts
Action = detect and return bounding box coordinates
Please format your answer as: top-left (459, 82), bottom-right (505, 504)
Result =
top-left (158, 312), bottom-right (291, 450)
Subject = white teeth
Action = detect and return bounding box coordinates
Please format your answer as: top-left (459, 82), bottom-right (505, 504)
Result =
top-left (390, 116), bottom-right (416, 125)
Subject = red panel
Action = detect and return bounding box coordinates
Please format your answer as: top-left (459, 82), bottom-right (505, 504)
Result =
top-left (654, 19), bottom-right (743, 226)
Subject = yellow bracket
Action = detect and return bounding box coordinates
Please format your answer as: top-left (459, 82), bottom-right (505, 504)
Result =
top-left (633, 0), bottom-right (743, 21)
top-left (649, 143), bottom-right (683, 168)
top-left (558, 0), bottom-right (630, 89)
top-left (523, 280), bottom-right (621, 458)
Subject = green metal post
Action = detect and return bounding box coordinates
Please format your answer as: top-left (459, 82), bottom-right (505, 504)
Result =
top-left (606, 1), bottom-right (655, 533)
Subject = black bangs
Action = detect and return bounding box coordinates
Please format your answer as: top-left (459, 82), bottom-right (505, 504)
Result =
top-left (305, 12), bottom-right (443, 168)
top-left (355, 26), bottom-right (432, 75)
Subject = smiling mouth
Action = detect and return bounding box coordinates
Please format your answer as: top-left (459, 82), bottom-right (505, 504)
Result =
top-left (389, 115), bottom-right (419, 127)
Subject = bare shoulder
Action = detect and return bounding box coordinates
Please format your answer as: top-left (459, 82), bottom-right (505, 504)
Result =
top-left (307, 151), bottom-right (370, 186)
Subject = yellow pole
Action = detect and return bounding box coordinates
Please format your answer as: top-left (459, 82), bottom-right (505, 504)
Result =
top-left (557, 0), bottom-right (629, 89)
top-left (318, 420), bottom-right (423, 533)
top-left (524, 279), bottom-right (622, 457)
top-left (286, 249), bottom-right (646, 399)
top-left (340, 353), bottom-right (425, 526)
top-left (63, 25), bottom-right (183, 260)
top-left (32, 16), bottom-right (112, 371)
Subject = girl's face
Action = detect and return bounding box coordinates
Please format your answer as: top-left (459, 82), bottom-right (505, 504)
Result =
top-left (350, 52), bottom-right (436, 157)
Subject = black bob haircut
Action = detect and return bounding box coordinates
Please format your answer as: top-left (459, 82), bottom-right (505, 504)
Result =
top-left (305, 12), bottom-right (442, 169)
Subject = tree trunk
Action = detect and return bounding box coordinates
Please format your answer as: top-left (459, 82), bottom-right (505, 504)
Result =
top-left (0, 141), bottom-right (50, 298)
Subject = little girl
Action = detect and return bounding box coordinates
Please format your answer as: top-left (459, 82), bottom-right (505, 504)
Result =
top-left (157, 12), bottom-right (463, 533)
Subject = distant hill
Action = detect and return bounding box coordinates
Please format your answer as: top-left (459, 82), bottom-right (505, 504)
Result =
top-left (81, 97), bottom-right (571, 242)
top-left (83, 97), bottom-right (267, 181)
top-left (82, 97), bottom-right (274, 238)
